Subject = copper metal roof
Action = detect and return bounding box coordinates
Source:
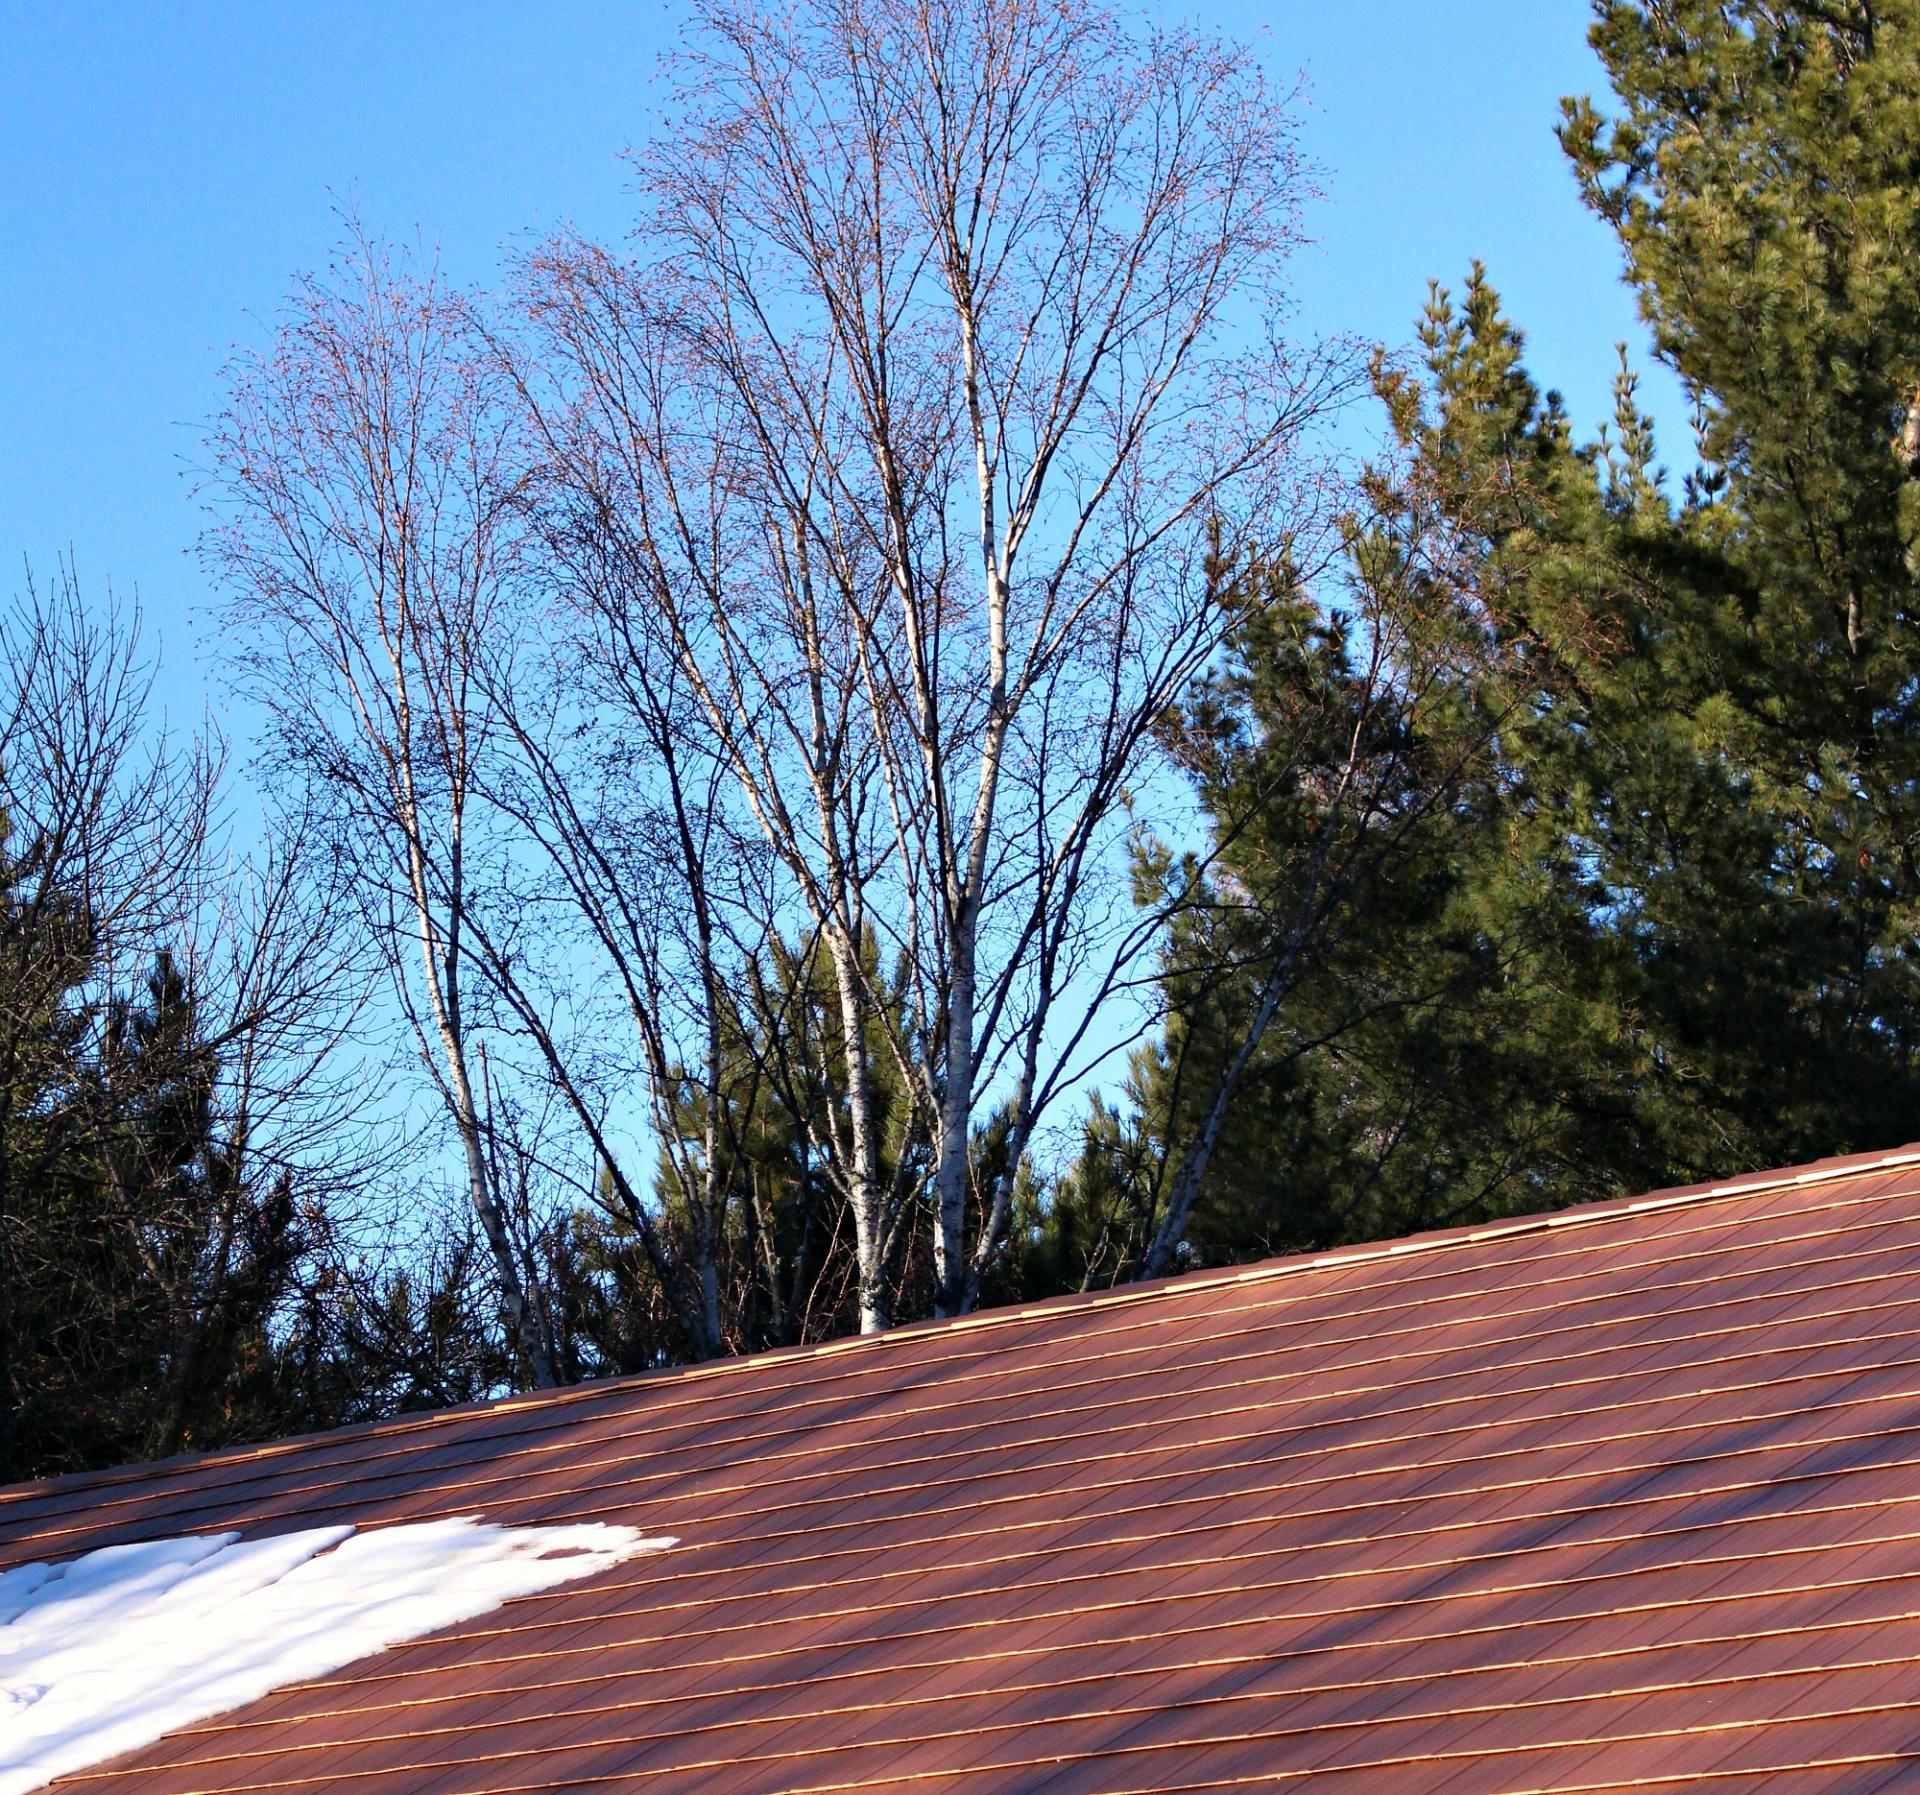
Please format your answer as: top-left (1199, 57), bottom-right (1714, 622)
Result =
top-left (12, 1142), bottom-right (1920, 1793)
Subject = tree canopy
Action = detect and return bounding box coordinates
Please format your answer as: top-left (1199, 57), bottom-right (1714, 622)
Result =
top-left (1044, 0), bottom-right (1920, 1283)
top-left (14, 0), bottom-right (1920, 1473)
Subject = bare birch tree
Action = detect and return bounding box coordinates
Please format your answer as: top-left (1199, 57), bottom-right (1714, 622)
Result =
top-left (458, 598), bottom-right (781, 1362)
top-left (518, 0), bottom-right (1347, 1326)
top-left (205, 233), bottom-right (562, 1387)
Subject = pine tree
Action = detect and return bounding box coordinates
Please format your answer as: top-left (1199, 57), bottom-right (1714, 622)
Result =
top-left (1051, 300), bottom-right (1668, 1273)
top-left (3, 948), bottom-right (326, 1476)
top-left (1059, 2), bottom-right (1920, 1276)
top-left (1553, 0), bottom-right (1920, 1154)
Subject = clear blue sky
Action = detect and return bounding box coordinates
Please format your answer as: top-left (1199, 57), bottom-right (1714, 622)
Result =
top-left (0, 1), bottom-right (1678, 720)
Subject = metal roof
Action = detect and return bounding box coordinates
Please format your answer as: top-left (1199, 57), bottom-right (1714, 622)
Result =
top-left (11, 1142), bottom-right (1920, 1793)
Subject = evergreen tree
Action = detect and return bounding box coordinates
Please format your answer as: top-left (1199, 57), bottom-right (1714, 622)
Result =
top-left (1058, 1), bottom-right (1920, 1278)
top-left (0, 576), bottom-right (412, 1478)
top-left (2, 946), bottom-right (325, 1477)
top-left (1559, 0), bottom-right (1920, 1127)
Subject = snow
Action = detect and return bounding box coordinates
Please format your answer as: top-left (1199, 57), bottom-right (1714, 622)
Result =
top-left (0, 1514), bottom-right (676, 1795)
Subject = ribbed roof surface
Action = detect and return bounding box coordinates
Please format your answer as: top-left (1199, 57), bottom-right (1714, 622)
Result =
top-left (12, 1144), bottom-right (1920, 1793)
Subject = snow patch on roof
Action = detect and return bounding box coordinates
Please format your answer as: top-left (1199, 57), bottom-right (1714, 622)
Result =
top-left (0, 1515), bottom-right (675, 1795)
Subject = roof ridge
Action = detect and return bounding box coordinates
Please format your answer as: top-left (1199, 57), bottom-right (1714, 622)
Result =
top-left (1196, 1140), bottom-right (1920, 1291)
top-left (8, 1140), bottom-right (1918, 1507)
top-left (888, 1142), bottom-right (1920, 1350)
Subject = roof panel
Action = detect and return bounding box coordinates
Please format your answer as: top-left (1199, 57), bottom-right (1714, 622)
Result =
top-left (16, 1146), bottom-right (1920, 1791)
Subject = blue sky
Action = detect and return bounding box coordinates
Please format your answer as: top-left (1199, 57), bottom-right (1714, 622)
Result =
top-left (0, 0), bottom-right (1677, 722)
